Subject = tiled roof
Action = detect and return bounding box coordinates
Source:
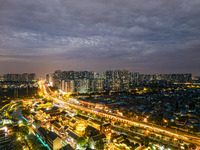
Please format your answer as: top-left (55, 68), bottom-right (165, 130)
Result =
top-left (67, 130), bottom-right (80, 140)
top-left (52, 121), bottom-right (62, 129)
top-left (90, 119), bottom-right (102, 125)
top-left (71, 119), bottom-right (77, 124)
top-left (86, 125), bottom-right (100, 136)
top-left (59, 144), bottom-right (74, 150)
top-left (38, 127), bottom-right (48, 137)
top-left (103, 123), bottom-right (111, 127)
top-left (64, 125), bottom-right (69, 130)
top-left (92, 134), bottom-right (106, 141)
top-left (75, 115), bottom-right (89, 120)
top-left (47, 131), bottom-right (59, 141)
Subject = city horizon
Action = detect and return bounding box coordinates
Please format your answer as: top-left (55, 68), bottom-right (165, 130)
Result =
top-left (0, 69), bottom-right (198, 78)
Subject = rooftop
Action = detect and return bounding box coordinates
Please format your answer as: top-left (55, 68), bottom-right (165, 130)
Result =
top-left (47, 131), bottom-right (59, 141)
top-left (75, 114), bottom-right (89, 120)
top-left (38, 127), bottom-right (48, 137)
top-left (59, 144), bottom-right (74, 150)
top-left (67, 130), bottom-right (80, 140)
top-left (92, 134), bottom-right (106, 141)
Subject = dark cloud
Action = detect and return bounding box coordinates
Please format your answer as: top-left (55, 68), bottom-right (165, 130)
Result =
top-left (0, 0), bottom-right (200, 76)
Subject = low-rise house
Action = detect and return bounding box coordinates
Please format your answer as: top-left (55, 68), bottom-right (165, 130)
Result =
top-left (59, 144), bottom-right (74, 150)
top-left (101, 123), bottom-right (112, 137)
top-left (85, 125), bottom-right (100, 137)
top-left (29, 112), bottom-right (36, 122)
top-left (74, 120), bottom-right (87, 136)
top-left (47, 131), bottom-right (62, 150)
top-left (66, 129), bottom-right (81, 148)
top-left (175, 116), bottom-right (188, 126)
top-left (38, 127), bottom-right (62, 150)
top-left (188, 117), bottom-right (199, 124)
top-left (32, 119), bottom-right (41, 132)
top-left (88, 119), bottom-right (103, 130)
top-left (89, 134), bottom-right (106, 150)
top-left (51, 121), bottom-right (63, 134)
top-left (113, 135), bottom-right (125, 143)
top-left (36, 102), bottom-right (53, 110)
top-left (38, 127), bottom-right (48, 144)
top-left (0, 135), bottom-right (13, 150)
top-left (61, 116), bottom-right (71, 126)
top-left (74, 115), bottom-right (89, 123)
top-left (69, 119), bottom-right (77, 127)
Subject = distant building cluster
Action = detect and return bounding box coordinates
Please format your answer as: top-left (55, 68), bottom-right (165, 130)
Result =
top-left (46, 70), bottom-right (192, 93)
top-left (3, 73), bottom-right (36, 83)
top-left (129, 73), bottom-right (192, 87)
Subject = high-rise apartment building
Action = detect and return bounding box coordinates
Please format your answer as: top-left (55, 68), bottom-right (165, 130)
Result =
top-left (28, 73), bottom-right (36, 83)
top-left (76, 79), bottom-right (90, 93)
top-left (105, 70), bottom-right (129, 91)
top-left (50, 70), bottom-right (192, 93)
top-left (53, 70), bottom-right (62, 89)
top-left (118, 70), bottom-right (129, 91)
top-left (90, 79), bottom-right (104, 92)
top-left (105, 70), bottom-right (114, 91)
top-left (61, 80), bottom-right (75, 93)
top-left (46, 73), bottom-right (53, 86)
top-left (3, 73), bottom-right (36, 83)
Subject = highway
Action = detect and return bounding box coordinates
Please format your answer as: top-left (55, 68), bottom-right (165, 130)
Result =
top-left (41, 83), bottom-right (200, 148)
top-left (61, 99), bottom-right (200, 147)
top-left (0, 103), bottom-right (11, 112)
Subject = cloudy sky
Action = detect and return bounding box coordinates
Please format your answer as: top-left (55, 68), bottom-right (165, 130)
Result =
top-left (0, 0), bottom-right (200, 77)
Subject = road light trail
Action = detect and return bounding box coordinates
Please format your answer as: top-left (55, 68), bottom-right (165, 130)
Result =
top-left (41, 83), bottom-right (200, 148)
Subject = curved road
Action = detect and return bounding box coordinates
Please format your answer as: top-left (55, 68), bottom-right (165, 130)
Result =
top-left (42, 83), bottom-right (200, 148)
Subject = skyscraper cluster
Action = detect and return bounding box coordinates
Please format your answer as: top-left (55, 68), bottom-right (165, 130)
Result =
top-left (46, 70), bottom-right (129, 93)
top-left (129, 73), bottom-right (192, 87)
top-left (3, 73), bottom-right (36, 83)
top-left (46, 70), bottom-right (192, 93)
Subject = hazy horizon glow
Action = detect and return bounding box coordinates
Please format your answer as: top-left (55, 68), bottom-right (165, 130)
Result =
top-left (0, 0), bottom-right (200, 77)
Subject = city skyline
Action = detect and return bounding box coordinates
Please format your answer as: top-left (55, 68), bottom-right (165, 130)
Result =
top-left (0, 0), bottom-right (200, 77)
top-left (0, 70), bottom-right (196, 78)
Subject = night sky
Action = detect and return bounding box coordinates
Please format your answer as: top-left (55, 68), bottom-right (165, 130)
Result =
top-left (0, 0), bottom-right (200, 77)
